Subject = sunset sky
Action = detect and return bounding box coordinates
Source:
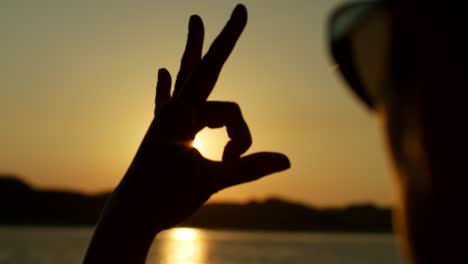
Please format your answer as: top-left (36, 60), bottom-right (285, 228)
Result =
top-left (1, 0), bottom-right (394, 207)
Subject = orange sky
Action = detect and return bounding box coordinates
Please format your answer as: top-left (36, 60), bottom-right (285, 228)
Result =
top-left (0, 0), bottom-right (395, 206)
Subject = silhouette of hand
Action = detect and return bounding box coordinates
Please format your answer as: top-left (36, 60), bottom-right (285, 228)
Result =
top-left (116, 4), bottom-right (290, 230)
top-left (116, 4), bottom-right (289, 230)
top-left (84, 5), bottom-right (289, 262)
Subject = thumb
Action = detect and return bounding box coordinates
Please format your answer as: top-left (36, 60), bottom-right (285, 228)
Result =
top-left (207, 152), bottom-right (290, 191)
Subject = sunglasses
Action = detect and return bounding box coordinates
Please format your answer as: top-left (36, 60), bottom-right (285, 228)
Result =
top-left (329, 0), bottom-right (391, 110)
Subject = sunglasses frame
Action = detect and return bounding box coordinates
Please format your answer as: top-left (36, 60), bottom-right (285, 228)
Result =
top-left (328, 1), bottom-right (388, 110)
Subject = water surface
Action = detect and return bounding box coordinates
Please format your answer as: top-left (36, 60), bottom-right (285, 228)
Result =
top-left (0, 226), bottom-right (402, 264)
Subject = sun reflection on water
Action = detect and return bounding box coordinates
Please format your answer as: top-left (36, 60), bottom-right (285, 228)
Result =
top-left (174, 228), bottom-right (197, 241)
top-left (148, 228), bottom-right (206, 264)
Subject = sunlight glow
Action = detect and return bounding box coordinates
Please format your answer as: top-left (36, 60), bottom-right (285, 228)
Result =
top-left (174, 228), bottom-right (198, 241)
top-left (192, 137), bottom-right (202, 150)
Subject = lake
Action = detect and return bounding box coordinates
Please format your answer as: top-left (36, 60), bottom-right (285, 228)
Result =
top-left (0, 226), bottom-right (403, 263)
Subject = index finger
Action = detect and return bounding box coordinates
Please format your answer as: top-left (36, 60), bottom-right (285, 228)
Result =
top-left (178, 4), bottom-right (248, 103)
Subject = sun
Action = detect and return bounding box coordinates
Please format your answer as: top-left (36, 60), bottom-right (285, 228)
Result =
top-left (191, 128), bottom-right (229, 161)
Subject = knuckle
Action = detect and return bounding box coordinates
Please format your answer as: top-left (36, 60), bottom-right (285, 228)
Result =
top-left (226, 102), bottom-right (241, 115)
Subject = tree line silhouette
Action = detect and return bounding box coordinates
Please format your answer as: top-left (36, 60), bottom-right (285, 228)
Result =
top-left (0, 175), bottom-right (392, 232)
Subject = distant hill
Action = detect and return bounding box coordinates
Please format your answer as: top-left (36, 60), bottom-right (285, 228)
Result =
top-left (0, 175), bottom-right (393, 232)
top-left (0, 175), bottom-right (110, 226)
top-left (183, 199), bottom-right (392, 232)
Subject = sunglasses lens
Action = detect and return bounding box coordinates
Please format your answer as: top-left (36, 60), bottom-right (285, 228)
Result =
top-left (330, 3), bottom-right (391, 109)
top-left (350, 7), bottom-right (391, 107)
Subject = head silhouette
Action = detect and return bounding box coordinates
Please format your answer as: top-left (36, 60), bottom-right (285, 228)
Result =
top-left (330, 1), bottom-right (468, 263)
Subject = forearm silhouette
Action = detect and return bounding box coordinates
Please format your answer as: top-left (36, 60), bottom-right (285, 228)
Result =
top-left (84, 5), bottom-right (289, 263)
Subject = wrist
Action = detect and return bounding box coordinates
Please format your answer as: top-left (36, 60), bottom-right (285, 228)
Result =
top-left (84, 207), bottom-right (162, 263)
top-left (84, 184), bottom-right (163, 263)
